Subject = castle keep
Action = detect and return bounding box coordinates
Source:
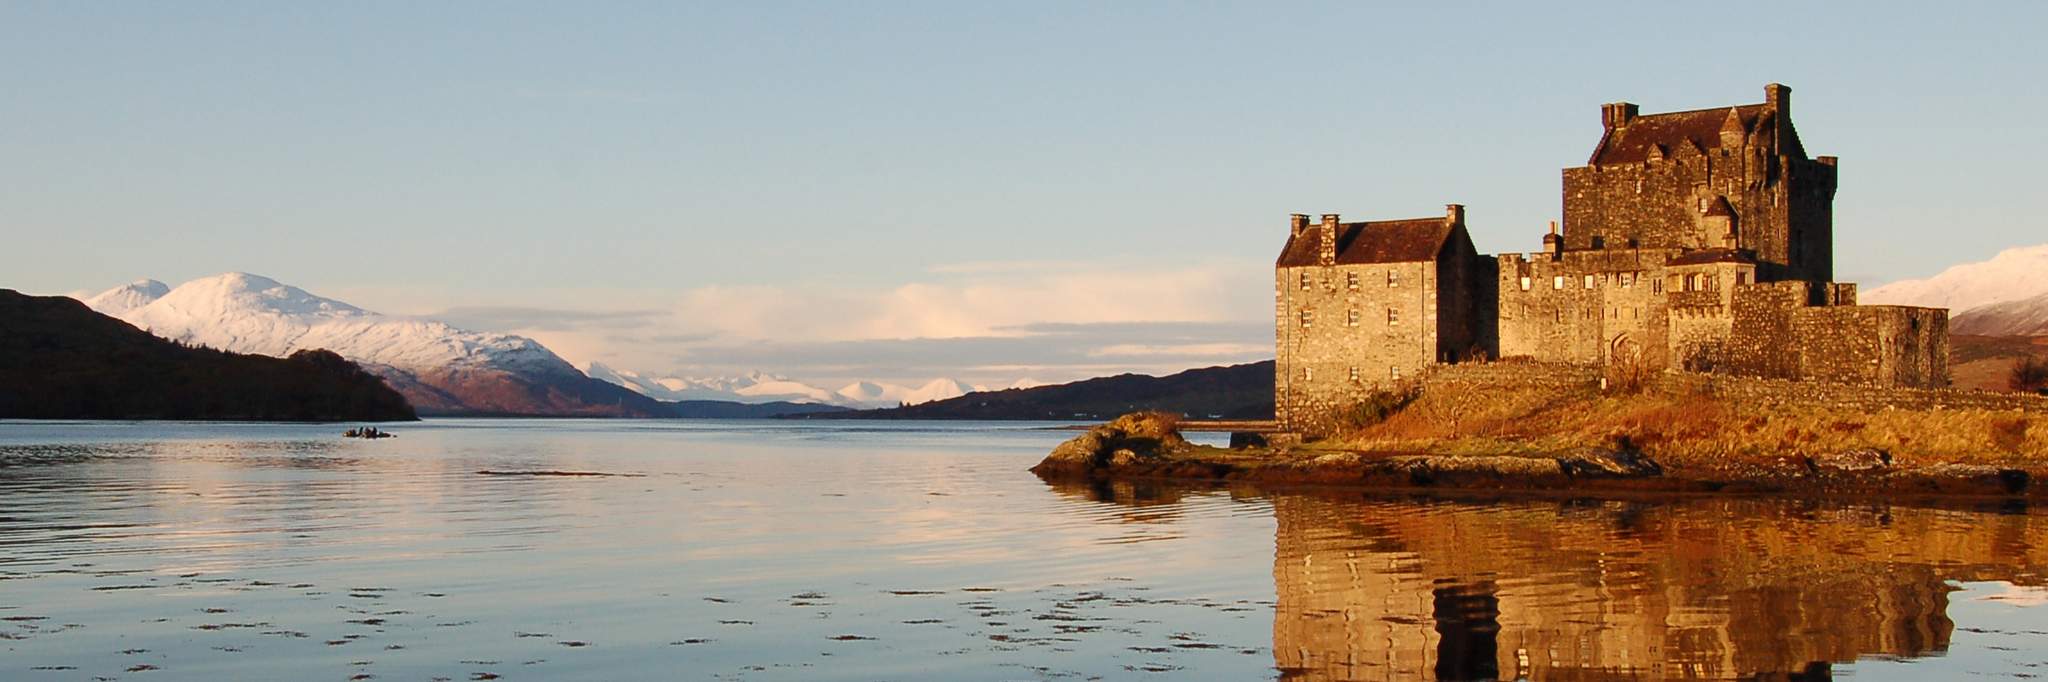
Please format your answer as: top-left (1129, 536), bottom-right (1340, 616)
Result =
top-left (1275, 84), bottom-right (1949, 429)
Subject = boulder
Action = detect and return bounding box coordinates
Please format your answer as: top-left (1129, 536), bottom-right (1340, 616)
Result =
top-left (1032, 412), bottom-right (1190, 476)
top-left (1812, 448), bottom-right (1890, 472)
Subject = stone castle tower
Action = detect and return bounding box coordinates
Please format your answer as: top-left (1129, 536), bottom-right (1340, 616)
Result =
top-left (1275, 84), bottom-right (1948, 430)
top-left (1563, 83), bottom-right (1837, 285)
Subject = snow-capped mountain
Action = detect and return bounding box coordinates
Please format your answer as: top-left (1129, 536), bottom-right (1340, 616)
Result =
top-left (587, 363), bottom-right (980, 408)
top-left (81, 279), bottom-right (169, 317)
top-left (1863, 244), bottom-right (2048, 314)
top-left (77, 273), bottom-right (663, 416)
top-left (1953, 292), bottom-right (2048, 336)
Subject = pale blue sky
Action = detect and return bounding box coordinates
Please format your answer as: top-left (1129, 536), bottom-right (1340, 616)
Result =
top-left (4, 2), bottom-right (2042, 384)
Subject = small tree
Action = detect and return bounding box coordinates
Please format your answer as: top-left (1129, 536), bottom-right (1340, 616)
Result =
top-left (2012, 356), bottom-right (2048, 394)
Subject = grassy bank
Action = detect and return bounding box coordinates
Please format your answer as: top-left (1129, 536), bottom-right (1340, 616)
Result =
top-left (1330, 372), bottom-right (2047, 472)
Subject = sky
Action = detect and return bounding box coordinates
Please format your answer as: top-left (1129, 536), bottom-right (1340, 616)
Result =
top-left (5, 2), bottom-right (2044, 386)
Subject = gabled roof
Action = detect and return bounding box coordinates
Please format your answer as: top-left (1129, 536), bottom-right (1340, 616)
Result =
top-left (1276, 218), bottom-right (1456, 267)
top-left (1591, 104), bottom-right (1768, 166)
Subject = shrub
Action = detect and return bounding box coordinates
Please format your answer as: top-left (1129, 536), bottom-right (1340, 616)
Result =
top-left (1991, 417), bottom-right (2031, 453)
top-left (1604, 351), bottom-right (1654, 394)
top-left (1336, 385), bottom-right (1420, 432)
top-left (2011, 357), bottom-right (2048, 393)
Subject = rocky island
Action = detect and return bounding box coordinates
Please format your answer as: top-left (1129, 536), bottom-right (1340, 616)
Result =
top-left (1036, 362), bottom-right (2048, 499)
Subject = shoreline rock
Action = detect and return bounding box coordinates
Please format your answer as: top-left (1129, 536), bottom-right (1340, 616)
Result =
top-left (1034, 415), bottom-right (2042, 500)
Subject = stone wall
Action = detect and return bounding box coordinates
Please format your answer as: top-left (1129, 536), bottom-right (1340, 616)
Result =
top-left (1496, 249), bottom-right (1674, 367)
top-left (1275, 261), bottom-right (1441, 428)
top-left (1560, 144), bottom-right (1836, 284)
top-left (1658, 373), bottom-right (2048, 413)
top-left (1791, 305), bottom-right (1949, 388)
top-left (1726, 281), bottom-right (1809, 378)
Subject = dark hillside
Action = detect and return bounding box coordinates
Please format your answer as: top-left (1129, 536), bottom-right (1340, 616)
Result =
top-left (819, 361), bottom-right (1274, 420)
top-left (0, 290), bottom-right (416, 421)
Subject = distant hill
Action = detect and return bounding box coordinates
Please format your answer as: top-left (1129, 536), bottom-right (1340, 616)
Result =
top-left (666, 400), bottom-right (851, 418)
top-left (0, 290), bottom-right (416, 421)
top-left (1949, 335), bottom-right (2048, 392)
top-left (1953, 293), bottom-right (2048, 336)
top-left (815, 361), bottom-right (1274, 420)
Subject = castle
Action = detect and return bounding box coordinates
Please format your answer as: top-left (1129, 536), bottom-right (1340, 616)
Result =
top-left (1275, 84), bottom-right (1950, 429)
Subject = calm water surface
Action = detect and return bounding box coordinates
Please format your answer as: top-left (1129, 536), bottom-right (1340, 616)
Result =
top-left (0, 419), bottom-right (2044, 680)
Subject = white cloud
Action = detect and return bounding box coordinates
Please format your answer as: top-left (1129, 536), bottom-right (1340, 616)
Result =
top-left (348, 258), bottom-right (1274, 386)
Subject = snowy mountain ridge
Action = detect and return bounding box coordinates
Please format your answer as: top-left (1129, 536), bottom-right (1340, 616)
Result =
top-left (82, 273), bottom-right (576, 377)
top-left (584, 363), bottom-right (989, 409)
top-left (1862, 244), bottom-right (2048, 314)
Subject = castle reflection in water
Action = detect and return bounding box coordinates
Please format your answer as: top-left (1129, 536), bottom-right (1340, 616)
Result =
top-left (1054, 479), bottom-right (2047, 681)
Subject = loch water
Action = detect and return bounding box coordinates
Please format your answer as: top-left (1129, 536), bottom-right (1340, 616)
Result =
top-left (1, 419), bottom-right (2044, 681)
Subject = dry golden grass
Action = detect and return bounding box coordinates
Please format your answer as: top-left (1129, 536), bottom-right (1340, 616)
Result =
top-left (1325, 375), bottom-right (2048, 468)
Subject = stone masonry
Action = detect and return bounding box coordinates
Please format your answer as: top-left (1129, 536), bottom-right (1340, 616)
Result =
top-left (1275, 84), bottom-right (1952, 430)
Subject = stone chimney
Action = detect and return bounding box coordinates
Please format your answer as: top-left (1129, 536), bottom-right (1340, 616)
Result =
top-left (1601, 101), bottom-right (1639, 129)
top-left (1289, 213), bottom-right (1309, 238)
top-left (1444, 203), bottom-right (1465, 227)
top-left (1318, 214), bottom-right (1340, 266)
top-left (1764, 83), bottom-right (1790, 118)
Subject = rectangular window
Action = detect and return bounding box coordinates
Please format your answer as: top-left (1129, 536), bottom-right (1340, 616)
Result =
top-left (1346, 309), bottom-right (1359, 327)
top-left (1303, 367), bottom-right (1313, 382)
top-left (1684, 273), bottom-right (1698, 292)
top-left (1347, 367), bottom-right (1359, 382)
top-left (1653, 278), bottom-right (1664, 293)
top-left (1621, 272), bottom-right (1635, 288)
top-left (1519, 276), bottom-right (1532, 291)
top-left (1390, 366), bottom-right (1401, 380)
top-left (1583, 274), bottom-right (1595, 289)
top-left (1299, 272), bottom-right (1310, 290)
top-left (1387, 308), bottom-right (1399, 325)
top-left (1388, 270), bottom-right (1400, 287)
top-left (1736, 272), bottom-right (1749, 286)
top-left (1554, 276), bottom-right (1565, 290)
top-left (1346, 272), bottom-right (1359, 290)
top-left (1299, 310), bottom-right (1313, 328)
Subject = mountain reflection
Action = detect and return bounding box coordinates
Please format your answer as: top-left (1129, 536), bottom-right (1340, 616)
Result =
top-left (1267, 494), bottom-right (2046, 681)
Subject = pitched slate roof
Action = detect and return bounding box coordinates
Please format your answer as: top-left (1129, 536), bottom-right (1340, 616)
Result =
top-left (1591, 104), bottom-right (1768, 166)
top-left (1276, 218), bottom-right (1454, 267)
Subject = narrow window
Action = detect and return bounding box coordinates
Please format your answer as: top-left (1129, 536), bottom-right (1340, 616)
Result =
top-left (1388, 270), bottom-right (1400, 287)
top-left (1346, 271), bottom-right (1359, 290)
top-left (1653, 278), bottom-right (1664, 293)
top-left (1303, 367), bottom-right (1313, 382)
top-left (1387, 308), bottom-right (1399, 325)
top-left (1736, 272), bottom-right (1749, 286)
top-left (1553, 276), bottom-right (1565, 290)
top-left (1348, 367), bottom-right (1360, 382)
top-left (1390, 366), bottom-right (1401, 380)
top-left (1519, 276), bottom-right (1532, 291)
top-left (1299, 272), bottom-right (1310, 290)
top-left (1555, 310), bottom-right (1563, 323)
top-left (1299, 310), bottom-right (1313, 328)
top-left (1346, 309), bottom-right (1359, 327)
top-left (1583, 274), bottom-right (1595, 289)
top-left (1621, 272), bottom-right (1635, 288)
